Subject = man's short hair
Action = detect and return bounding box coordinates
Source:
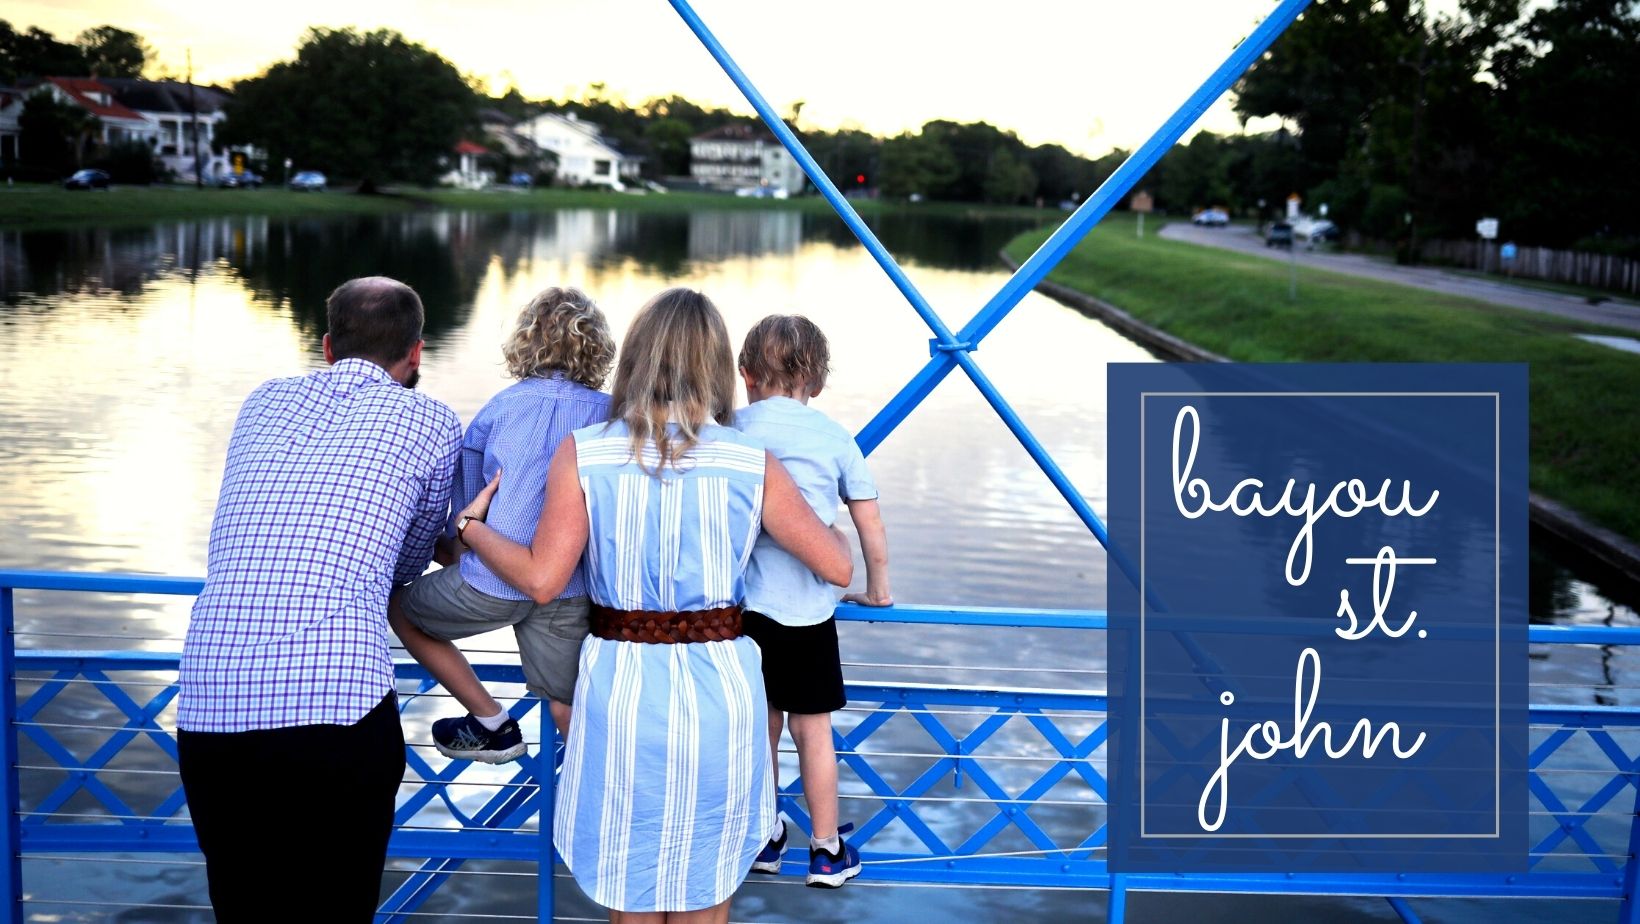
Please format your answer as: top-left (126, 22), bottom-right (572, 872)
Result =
top-left (326, 277), bottom-right (425, 366)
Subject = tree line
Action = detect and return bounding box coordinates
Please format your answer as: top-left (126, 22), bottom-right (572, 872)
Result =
top-left (6, 2), bottom-right (1636, 257)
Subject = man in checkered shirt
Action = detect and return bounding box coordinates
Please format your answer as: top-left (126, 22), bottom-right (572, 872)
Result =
top-left (176, 277), bottom-right (462, 920)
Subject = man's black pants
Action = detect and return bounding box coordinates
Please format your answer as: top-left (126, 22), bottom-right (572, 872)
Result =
top-left (178, 691), bottom-right (405, 922)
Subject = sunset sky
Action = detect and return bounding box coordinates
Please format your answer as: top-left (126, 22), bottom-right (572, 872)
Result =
top-left (13, 0), bottom-right (1324, 156)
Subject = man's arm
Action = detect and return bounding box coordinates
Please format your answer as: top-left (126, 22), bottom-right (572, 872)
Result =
top-left (394, 417), bottom-right (462, 585)
top-left (840, 497), bottom-right (892, 606)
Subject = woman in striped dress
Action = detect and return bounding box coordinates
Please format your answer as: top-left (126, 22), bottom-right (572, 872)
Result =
top-left (455, 288), bottom-right (853, 922)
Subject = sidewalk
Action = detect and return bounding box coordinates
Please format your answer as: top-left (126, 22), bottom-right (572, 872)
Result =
top-left (1159, 222), bottom-right (1640, 335)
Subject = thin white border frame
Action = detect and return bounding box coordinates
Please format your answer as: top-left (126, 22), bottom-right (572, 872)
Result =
top-left (1136, 390), bottom-right (1502, 840)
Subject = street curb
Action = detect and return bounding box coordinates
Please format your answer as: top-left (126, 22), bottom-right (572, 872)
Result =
top-left (1001, 250), bottom-right (1640, 581)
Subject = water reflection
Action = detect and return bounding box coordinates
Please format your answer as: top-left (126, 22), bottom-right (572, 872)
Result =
top-left (0, 207), bottom-right (1636, 923)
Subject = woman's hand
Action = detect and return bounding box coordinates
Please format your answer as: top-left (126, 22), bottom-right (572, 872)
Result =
top-left (459, 469), bottom-right (501, 523)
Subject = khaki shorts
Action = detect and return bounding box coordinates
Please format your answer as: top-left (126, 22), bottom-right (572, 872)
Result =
top-left (399, 564), bottom-right (589, 705)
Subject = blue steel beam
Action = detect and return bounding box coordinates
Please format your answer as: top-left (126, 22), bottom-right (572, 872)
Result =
top-left (665, 0), bottom-right (960, 351)
top-left (0, 589), bottom-right (20, 924)
top-left (857, 0), bottom-right (1314, 455)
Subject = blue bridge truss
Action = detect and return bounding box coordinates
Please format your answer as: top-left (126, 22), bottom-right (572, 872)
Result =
top-left (4, 0), bottom-right (1635, 921)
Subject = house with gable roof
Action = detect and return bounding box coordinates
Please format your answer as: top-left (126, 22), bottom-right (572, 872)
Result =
top-left (515, 111), bottom-right (639, 190)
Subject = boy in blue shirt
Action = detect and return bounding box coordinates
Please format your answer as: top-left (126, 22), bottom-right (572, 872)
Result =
top-left (735, 314), bottom-right (892, 888)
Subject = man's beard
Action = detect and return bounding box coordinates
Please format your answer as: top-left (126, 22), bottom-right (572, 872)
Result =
top-left (405, 368), bottom-right (420, 390)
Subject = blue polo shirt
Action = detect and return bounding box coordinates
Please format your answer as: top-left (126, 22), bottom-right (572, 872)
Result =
top-left (733, 396), bottom-right (878, 626)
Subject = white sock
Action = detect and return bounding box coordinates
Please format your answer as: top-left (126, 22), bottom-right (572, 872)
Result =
top-left (475, 709), bottom-right (509, 731)
top-left (811, 833), bottom-right (840, 855)
top-left (770, 820), bottom-right (786, 843)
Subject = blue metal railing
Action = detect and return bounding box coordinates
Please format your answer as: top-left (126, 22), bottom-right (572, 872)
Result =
top-left (5, 571), bottom-right (1640, 923)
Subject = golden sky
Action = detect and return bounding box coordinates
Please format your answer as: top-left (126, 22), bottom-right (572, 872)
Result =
top-left (15, 0), bottom-right (1311, 156)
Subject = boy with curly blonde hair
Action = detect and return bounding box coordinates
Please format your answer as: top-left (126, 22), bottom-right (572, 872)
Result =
top-left (735, 314), bottom-right (892, 888)
top-left (391, 286), bottom-right (614, 763)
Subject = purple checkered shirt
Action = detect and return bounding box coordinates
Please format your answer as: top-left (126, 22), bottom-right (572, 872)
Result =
top-left (179, 358), bottom-right (462, 732)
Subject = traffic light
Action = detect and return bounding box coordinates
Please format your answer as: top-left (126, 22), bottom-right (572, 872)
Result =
top-left (855, 174), bottom-right (866, 186)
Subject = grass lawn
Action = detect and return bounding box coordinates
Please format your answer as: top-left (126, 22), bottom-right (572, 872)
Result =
top-left (1006, 215), bottom-right (1640, 542)
top-left (0, 183), bottom-right (1051, 229)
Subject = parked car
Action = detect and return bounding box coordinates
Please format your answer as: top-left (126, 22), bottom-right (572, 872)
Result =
top-left (218, 171), bottom-right (263, 189)
top-left (289, 171), bottom-right (327, 191)
top-left (1265, 221), bottom-right (1294, 248)
top-left (1192, 207), bottom-right (1229, 227)
top-left (1304, 219), bottom-right (1340, 247)
top-left (63, 168), bottom-right (111, 190)
top-left (508, 171), bottom-right (534, 188)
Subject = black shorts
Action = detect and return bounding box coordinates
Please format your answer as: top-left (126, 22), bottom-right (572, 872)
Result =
top-left (743, 610), bottom-right (847, 715)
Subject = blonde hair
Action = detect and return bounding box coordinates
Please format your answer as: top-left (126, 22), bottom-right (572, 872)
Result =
top-left (607, 288), bottom-right (737, 475)
top-left (502, 287), bottom-right (616, 388)
top-left (738, 314), bottom-right (831, 393)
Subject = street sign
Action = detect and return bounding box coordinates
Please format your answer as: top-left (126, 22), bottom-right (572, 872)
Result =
top-left (1476, 217), bottom-right (1499, 240)
top-left (1130, 190), bottom-right (1154, 214)
top-left (1287, 193), bottom-right (1301, 218)
top-left (1501, 242), bottom-right (1518, 261)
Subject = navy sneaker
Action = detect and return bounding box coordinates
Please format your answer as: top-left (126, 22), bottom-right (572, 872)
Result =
top-left (432, 713), bottom-right (527, 764)
top-left (806, 822), bottom-right (861, 888)
top-left (750, 821), bottom-right (787, 874)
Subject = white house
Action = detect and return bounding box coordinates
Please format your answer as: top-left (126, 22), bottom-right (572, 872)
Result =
top-left (515, 111), bottom-right (638, 190)
top-left (0, 77), bottom-right (256, 181)
top-left (101, 78), bottom-right (249, 181)
top-left (689, 125), bottom-right (805, 195)
top-left (0, 78), bottom-right (158, 167)
top-left (0, 87), bottom-right (23, 166)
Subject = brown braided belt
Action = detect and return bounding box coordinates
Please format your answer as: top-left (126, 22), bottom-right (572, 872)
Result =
top-left (590, 603), bottom-right (743, 644)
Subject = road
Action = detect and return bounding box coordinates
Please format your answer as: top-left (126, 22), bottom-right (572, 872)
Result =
top-left (1159, 222), bottom-right (1640, 335)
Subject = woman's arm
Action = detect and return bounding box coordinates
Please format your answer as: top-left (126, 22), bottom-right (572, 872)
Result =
top-left (456, 435), bottom-right (589, 604)
top-left (761, 453), bottom-right (854, 587)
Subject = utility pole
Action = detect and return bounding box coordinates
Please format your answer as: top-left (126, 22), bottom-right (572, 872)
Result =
top-left (188, 49), bottom-right (201, 189)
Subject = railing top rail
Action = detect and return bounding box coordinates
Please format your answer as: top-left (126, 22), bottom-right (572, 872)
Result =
top-left (1, 571), bottom-right (1634, 644)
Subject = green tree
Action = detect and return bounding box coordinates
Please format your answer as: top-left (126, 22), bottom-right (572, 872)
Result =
top-left (1154, 131), bottom-right (1233, 213)
top-left (805, 128), bottom-right (878, 190)
top-left (1491, 0), bottom-right (1640, 249)
top-left (643, 117), bottom-right (696, 177)
top-left (219, 28), bottom-right (479, 188)
top-left (18, 90), bottom-right (98, 171)
top-left (0, 21), bottom-right (88, 82)
top-left (981, 148), bottom-right (1036, 204)
top-left (75, 25), bottom-right (152, 78)
top-left (878, 132), bottom-right (958, 199)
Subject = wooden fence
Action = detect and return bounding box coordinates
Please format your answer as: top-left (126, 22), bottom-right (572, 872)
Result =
top-left (1418, 238), bottom-right (1640, 295)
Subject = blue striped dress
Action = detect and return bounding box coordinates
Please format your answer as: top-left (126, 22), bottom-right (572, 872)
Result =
top-left (556, 420), bottom-right (775, 912)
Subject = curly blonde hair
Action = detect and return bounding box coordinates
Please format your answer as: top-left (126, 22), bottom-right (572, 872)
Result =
top-left (502, 287), bottom-right (616, 388)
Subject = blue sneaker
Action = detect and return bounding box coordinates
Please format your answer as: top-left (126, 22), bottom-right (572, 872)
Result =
top-left (750, 821), bottom-right (787, 874)
top-left (432, 714), bottom-right (526, 764)
top-left (806, 822), bottom-right (861, 888)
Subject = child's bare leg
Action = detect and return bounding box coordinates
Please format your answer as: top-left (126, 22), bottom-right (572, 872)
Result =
top-left (787, 712), bottom-right (838, 839)
top-left (548, 699), bottom-right (571, 739)
top-left (389, 595), bottom-right (504, 717)
top-left (609, 911), bottom-right (664, 924)
top-left (767, 708), bottom-right (785, 792)
top-left (766, 708), bottom-right (786, 838)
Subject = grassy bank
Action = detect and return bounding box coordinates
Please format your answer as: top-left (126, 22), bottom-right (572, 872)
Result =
top-left (0, 183), bottom-right (1051, 230)
top-left (1005, 215), bottom-right (1640, 541)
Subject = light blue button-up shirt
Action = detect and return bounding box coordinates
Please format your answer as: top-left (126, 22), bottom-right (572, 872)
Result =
top-left (734, 397), bottom-right (878, 626)
top-left (455, 374), bottom-right (611, 600)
